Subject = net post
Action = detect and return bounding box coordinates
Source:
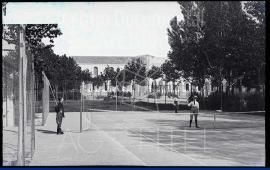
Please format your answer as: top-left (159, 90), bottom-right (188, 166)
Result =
top-left (80, 81), bottom-right (84, 133)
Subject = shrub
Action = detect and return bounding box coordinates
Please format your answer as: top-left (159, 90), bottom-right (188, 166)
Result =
top-left (96, 95), bottom-right (105, 100)
top-left (204, 92), bottom-right (264, 112)
top-left (126, 91), bottom-right (132, 98)
top-left (156, 92), bottom-right (162, 98)
top-left (147, 93), bottom-right (155, 98)
top-left (222, 94), bottom-right (242, 112)
top-left (107, 92), bottom-right (115, 97)
top-left (204, 92), bottom-right (221, 110)
top-left (147, 92), bottom-right (161, 99)
top-left (135, 101), bottom-right (190, 110)
top-left (167, 92), bottom-right (178, 98)
top-left (245, 93), bottom-right (265, 111)
top-left (108, 91), bottom-right (132, 98)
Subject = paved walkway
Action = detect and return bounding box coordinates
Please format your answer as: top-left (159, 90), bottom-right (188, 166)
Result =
top-left (29, 110), bottom-right (265, 166)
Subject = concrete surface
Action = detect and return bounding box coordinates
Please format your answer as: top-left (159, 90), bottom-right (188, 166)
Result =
top-left (28, 110), bottom-right (265, 166)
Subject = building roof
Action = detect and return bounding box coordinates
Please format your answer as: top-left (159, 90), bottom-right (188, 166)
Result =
top-left (72, 55), bottom-right (154, 65)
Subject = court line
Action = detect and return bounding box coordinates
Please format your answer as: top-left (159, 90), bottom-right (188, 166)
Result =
top-left (93, 113), bottom-right (207, 166)
top-left (89, 111), bottom-right (262, 166)
top-left (91, 123), bottom-right (147, 166)
top-left (136, 129), bottom-right (207, 166)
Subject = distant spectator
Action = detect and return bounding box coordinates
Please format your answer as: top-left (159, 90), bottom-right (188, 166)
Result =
top-left (174, 97), bottom-right (179, 113)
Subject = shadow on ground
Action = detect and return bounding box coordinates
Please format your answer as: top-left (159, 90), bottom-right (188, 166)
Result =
top-left (36, 129), bottom-right (57, 134)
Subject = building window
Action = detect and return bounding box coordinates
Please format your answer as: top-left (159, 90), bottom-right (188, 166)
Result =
top-left (186, 84), bottom-right (189, 91)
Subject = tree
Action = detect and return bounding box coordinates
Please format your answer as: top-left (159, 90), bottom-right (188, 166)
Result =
top-left (161, 60), bottom-right (180, 95)
top-left (35, 47), bottom-right (92, 93)
top-left (80, 69), bottom-right (92, 83)
top-left (3, 24), bottom-right (62, 50)
top-left (103, 65), bottom-right (117, 89)
top-left (147, 65), bottom-right (162, 80)
top-left (124, 58), bottom-right (147, 86)
top-left (147, 65), bottom-right (163, 92)
top-left (92, 74), bottom-right (104, 88)
top-left (168, 1), bottom-right (265, 96)
top-left (167, 6), bottom-right (208, 90)
top-left (3, 24), bottom-right (62, 84)
top-left (241, 1), bottom-right (265, 90)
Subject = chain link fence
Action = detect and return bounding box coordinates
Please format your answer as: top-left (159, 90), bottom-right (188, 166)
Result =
top-left (2, 25), bottom-right (36, 166)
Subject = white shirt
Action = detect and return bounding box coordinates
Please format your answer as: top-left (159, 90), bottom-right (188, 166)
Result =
top-left (173, 97), bottom-right (178, 104)
top-left (188, 100), bottom-right (199, 109)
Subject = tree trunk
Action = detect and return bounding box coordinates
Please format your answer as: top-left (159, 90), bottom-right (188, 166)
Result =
top-left (226, 85), bottom-right (229, 96)
top-left (173, 81), bottom-right (176, 95)
top-left (55, 85), bottom-right (58, 99)
top-left (190, 81), bottom-right (193, 94)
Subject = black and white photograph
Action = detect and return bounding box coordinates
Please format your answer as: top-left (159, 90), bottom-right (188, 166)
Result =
top-left (2, 1), bottom-right (266, 166)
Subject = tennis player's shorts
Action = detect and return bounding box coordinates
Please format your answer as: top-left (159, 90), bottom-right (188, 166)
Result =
top-left (190, 107), bottom-right (199, 115)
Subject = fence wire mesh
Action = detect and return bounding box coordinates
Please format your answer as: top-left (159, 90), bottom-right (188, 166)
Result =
top-left (2, 24), bottom-right (36, 166)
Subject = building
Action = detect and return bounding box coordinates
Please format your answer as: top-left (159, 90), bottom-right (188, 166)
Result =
top-left (72, 55), bottom-right (211, 100)
top-left (72, 55), bottom-right (165, 77)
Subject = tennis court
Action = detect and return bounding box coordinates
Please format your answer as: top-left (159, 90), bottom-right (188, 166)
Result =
top-left (30, 110), bottom-right (265, 166)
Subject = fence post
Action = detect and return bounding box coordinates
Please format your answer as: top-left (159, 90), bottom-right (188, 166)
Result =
top-left (5, 69), bottom-right (8, 127)
top-left (116, 81), bottom-right (118, 111)
top-left (165, 84), bottom-right (167, 104)
top-left (17, 24), bottom-right (26, 166)
top-left (42, 72), bottom-right (45, 125)
top-left (80, 81), bottom-right (84, 133)
top-left (31, 61), bottom-right (35, 157)
top-left (147, 81), bottom-right (149, 107)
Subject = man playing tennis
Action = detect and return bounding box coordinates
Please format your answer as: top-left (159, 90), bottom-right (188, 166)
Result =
top-left (188, 95), bottom-right (199, 128)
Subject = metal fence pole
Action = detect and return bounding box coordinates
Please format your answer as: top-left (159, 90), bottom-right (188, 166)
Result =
top-left (22, 43), bottom-right (27, 164)
top-left (42, 73), bottom-right (45, 126)
top-left (17, 24), bottom-right (26, 166)
top-left (80, 82), bottom-right (84, 133)
top-left (5, 70), bottom-right (8, 127)
top-left (147, 80), bottom-right (149, 107)
top-left (116, 81), bottom-right (118, 111)
top-left (31, 61), bottom-right (35, 157)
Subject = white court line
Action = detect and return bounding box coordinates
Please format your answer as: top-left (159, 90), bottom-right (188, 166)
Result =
top-left (89, 111), bottom-right (256, 166)
top-left (136, 129), bottom-right (207, 166)
top-left (91, 113), bottom-right (207, 166)
top-left (91, 123), bottom-right (147, 166)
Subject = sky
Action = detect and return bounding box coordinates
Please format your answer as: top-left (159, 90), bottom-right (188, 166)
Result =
top-left (3, 2), bottom-right (183, 58)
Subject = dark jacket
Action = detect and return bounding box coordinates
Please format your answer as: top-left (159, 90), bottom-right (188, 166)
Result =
top-left (55, 102), bottom-right (65, 117)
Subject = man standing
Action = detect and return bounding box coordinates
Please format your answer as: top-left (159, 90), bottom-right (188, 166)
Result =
top-left (188, 95), bottom-right (199, 128)
top-left (55, 97), bottom-right (65, 134)
top-left (174, 96), bottom-right (179, 113)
